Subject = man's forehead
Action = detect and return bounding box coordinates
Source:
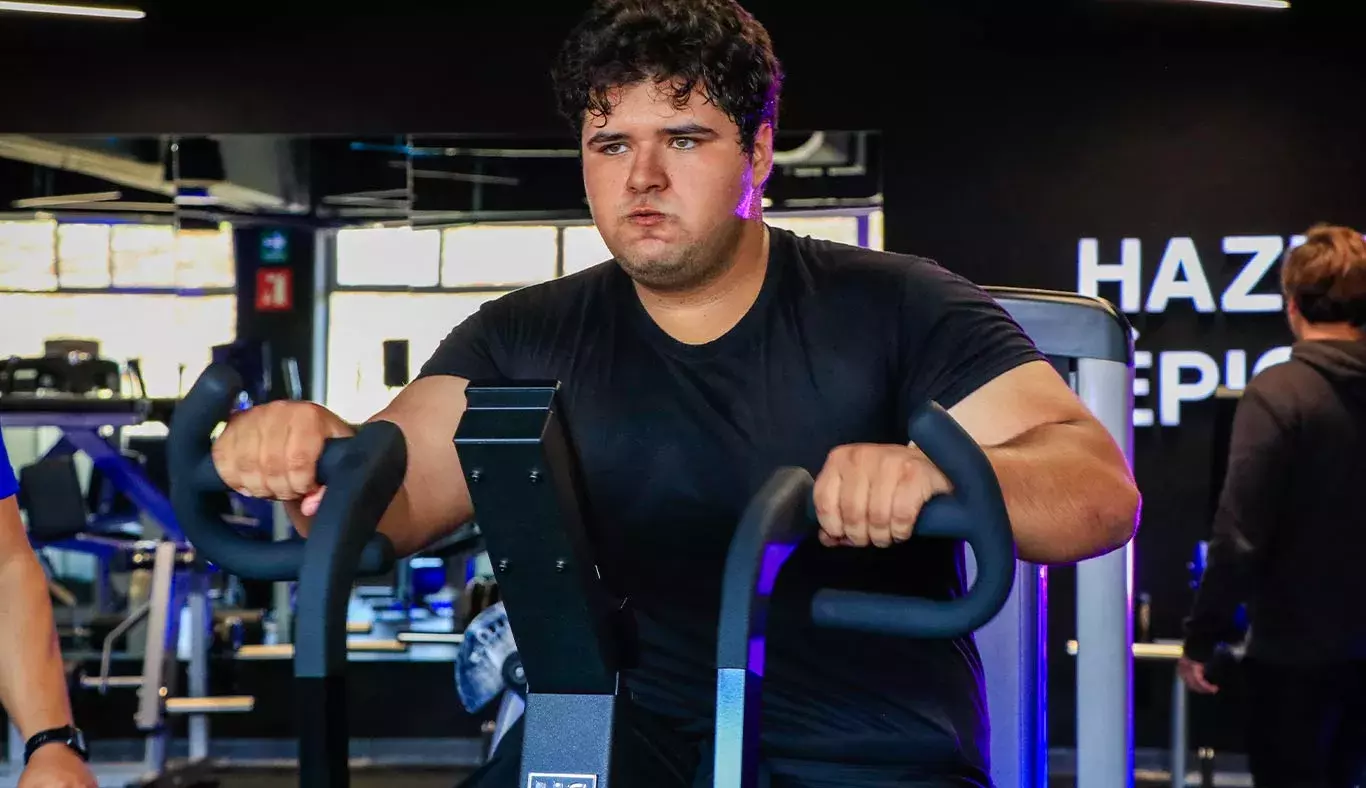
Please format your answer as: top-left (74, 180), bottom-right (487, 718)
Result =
top-left (586, 79), bottom-right (720, 127)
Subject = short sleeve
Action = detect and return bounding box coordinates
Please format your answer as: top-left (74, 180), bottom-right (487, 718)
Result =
top-left (416, 300), bottom-right (507, 384)
top-left (0, 430), bottom-right (18, 501)
top-left (898, 261), bottom-right (1045, 419)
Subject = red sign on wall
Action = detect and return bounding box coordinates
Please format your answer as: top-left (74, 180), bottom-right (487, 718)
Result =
top-left (256, 267), bottom-right (293, 312)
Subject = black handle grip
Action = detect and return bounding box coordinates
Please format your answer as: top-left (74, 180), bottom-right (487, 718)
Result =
top-left (716, 401), bottom-right (1016, 670)
top-left (809, 402), bottom-right (1016, 637)
top-left (168, 363), bottom-right (401, 582)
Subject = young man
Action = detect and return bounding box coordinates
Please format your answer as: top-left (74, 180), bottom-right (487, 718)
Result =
top-left (212, 1), bottom-right (1139, 784)
top-left (1180, 224), bottom-right (1366, 788)
top-left (0, 430), bottom-right (96, 788)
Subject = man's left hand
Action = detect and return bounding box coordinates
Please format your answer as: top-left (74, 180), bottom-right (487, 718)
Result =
top-left (1176, 656), bottom-right (1220, 695)
top-left (18, 745), bottom-right (96, 788)
top-left (813, 443), bottom-right (952, 548)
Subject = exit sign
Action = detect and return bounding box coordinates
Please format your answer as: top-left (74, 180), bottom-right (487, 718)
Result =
top-left (260, 229), bottom-right (290, 263)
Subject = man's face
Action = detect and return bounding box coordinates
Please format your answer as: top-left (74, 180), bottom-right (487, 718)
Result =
top-left (580, 80), bottom-right (774, 291)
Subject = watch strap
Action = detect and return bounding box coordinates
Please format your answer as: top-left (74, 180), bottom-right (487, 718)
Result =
top-left (23, 726), bottom-right (87, 764)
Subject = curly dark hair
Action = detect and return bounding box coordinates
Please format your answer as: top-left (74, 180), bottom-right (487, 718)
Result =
top-left (551, 0), bottom-right (784, 154)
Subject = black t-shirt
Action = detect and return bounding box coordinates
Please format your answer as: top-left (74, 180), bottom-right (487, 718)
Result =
top-left (420, 226), bottom-right (1042, 782)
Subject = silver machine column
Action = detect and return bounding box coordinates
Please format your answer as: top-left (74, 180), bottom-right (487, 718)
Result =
top-left (976, 288), bottom-right (1136, 788)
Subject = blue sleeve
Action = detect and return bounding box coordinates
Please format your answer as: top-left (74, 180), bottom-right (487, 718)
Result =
top-left (0, 430), bottom-right (17, 501)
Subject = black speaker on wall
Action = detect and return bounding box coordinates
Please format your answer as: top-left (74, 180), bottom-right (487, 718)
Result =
top-left (383, 339), bottom-right (410, 388)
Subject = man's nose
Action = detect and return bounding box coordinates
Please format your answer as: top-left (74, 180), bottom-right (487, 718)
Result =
top-left (627, 146), bottom-right (668, 193)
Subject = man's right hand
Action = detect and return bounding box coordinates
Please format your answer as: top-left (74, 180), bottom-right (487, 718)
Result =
top-left (211, 401), bottom-right (355, 523)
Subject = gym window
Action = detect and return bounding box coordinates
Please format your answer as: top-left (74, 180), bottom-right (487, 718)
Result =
top-left (0, 219), bottom-right (238, 401)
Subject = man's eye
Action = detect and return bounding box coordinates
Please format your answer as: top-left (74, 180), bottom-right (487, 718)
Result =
top-left (671, 138), bottom-right (698, 150)
top-left (601, 143), bottom-right (627, 155)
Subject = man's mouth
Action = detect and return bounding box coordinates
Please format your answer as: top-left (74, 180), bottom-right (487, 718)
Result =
top-left (627, 209), bottom-right (666, 225)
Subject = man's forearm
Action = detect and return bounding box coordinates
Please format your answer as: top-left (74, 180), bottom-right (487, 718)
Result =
top-left (978, 420), bottom-right (1139, 564)
top-left (0, 552), bottom-right (75, 737)
top-left (1182, 536), bottom-right (1251, 662)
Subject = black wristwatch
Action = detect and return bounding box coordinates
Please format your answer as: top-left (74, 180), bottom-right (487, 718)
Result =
top-left (23, 725), bottom-right (88, 764)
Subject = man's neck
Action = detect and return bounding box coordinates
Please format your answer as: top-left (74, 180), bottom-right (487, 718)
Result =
top-left (1299, 322), bottom-right (1366, 343)
top-left (635, 221), bottom-right (770, 345)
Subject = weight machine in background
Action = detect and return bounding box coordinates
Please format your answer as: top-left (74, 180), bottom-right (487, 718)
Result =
top-left (974, 288), bottom-right (1136, 788)
top-left (0, 401), bottom-right (255, 787)
top-left (0, 339), bottom-right (305, 786)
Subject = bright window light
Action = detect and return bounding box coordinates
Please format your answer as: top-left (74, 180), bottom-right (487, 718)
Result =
top-left (336, 227), bottom-right (441, 288)
top-left (441, 225), bottom-right (557, 287)
top-left (562, 226), bottom-right (613, 275)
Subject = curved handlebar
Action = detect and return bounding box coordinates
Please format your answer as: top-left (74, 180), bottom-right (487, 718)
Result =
top-left (716, 402), bottom-right (1016, 670)
top-left (808, 402), bottom-right (1016, 637)
top-left (167, 363), bottom-right (402, 582)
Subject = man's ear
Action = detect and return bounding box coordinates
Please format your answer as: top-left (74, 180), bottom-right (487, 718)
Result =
top-left (751, 123), bottom-right (776, 188)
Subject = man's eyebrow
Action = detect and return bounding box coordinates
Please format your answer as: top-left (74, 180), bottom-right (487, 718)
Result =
top-left (586, 130), bottom-right (629, 146)
top-left (663, 123), bottom-right (718, 137)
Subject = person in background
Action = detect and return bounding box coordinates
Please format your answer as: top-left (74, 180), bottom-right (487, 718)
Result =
top-left (0, 430), bottom-right (95, 788)
top-left (1180, 224), bottom-right (1366, 787)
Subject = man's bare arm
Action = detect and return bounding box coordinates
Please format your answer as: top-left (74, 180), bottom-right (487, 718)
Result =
top-left (0, 496), bottom-right (77, 738)
top-left (288, 376), bottom-right (476, 557)
top-left (947, 360), bottom-right (1140, 564)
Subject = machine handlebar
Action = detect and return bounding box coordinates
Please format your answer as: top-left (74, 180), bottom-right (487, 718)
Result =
top-left (167, 363), bottom-right (402, 582)
top-left (717, 401), bottom-right (1016, 667)
top-left (807, 402), bottom-right (1016, 636)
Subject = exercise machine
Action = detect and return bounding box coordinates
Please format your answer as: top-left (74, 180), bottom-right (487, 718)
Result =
top-left (167, 362), bottom-right (1015, 788)
top-left (452, 384), bottom-right (1017, 788)
top-left (974, 288), bottom-right (1135, 788)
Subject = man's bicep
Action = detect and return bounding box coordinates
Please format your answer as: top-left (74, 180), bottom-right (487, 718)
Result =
top-left (946, 360), bottom-right (1096, 447)
top-left (370, 375), bottom-right (476, 537)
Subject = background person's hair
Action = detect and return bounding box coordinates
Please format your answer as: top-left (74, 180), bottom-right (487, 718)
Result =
top-left (551, 0), bottom-right (784, 154)
top-left (1282, 224), bottom-right (1366, 326)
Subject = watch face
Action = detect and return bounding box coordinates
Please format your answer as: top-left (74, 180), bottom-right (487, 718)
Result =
top-left (71, 729), bottom-right (86, 750)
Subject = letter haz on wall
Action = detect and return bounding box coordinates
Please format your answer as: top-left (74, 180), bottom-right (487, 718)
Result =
top-left (1078, 233), bottom-right (1301, 427)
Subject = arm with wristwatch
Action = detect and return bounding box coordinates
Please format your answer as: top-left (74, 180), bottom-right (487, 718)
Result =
top-left (0, 433), bottom-right (94, 787)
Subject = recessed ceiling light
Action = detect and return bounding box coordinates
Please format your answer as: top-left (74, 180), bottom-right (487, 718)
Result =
top-left (1181, 0), bottom-right (1289, 8)
top-left (0, 2), bottom-right (145, 19)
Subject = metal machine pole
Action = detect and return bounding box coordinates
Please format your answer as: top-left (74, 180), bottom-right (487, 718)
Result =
top-left (978, 289), bottom-right (1135, 788)
top-left (1075, 357), bottom-right (1135, 788)
top-left (1171, 673), bottom-right (1188, 788)
top-left (187, 572), bottom-right (211, 761)
top-left (972, 557), bottom-right (1047, 788)
top-left (272, 501), bottom-right (294, 644)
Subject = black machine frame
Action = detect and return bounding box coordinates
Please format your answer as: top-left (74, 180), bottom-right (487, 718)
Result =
top-left (453, 382), bottom-right (1016, 788)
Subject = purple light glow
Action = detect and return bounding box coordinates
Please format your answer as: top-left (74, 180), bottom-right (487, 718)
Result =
top-left (733, 163), bottom-right (759, 220)
top-left (748, 635), bottom-right (766, 677)
top-left (757, 543), bottom-right (796, 595)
